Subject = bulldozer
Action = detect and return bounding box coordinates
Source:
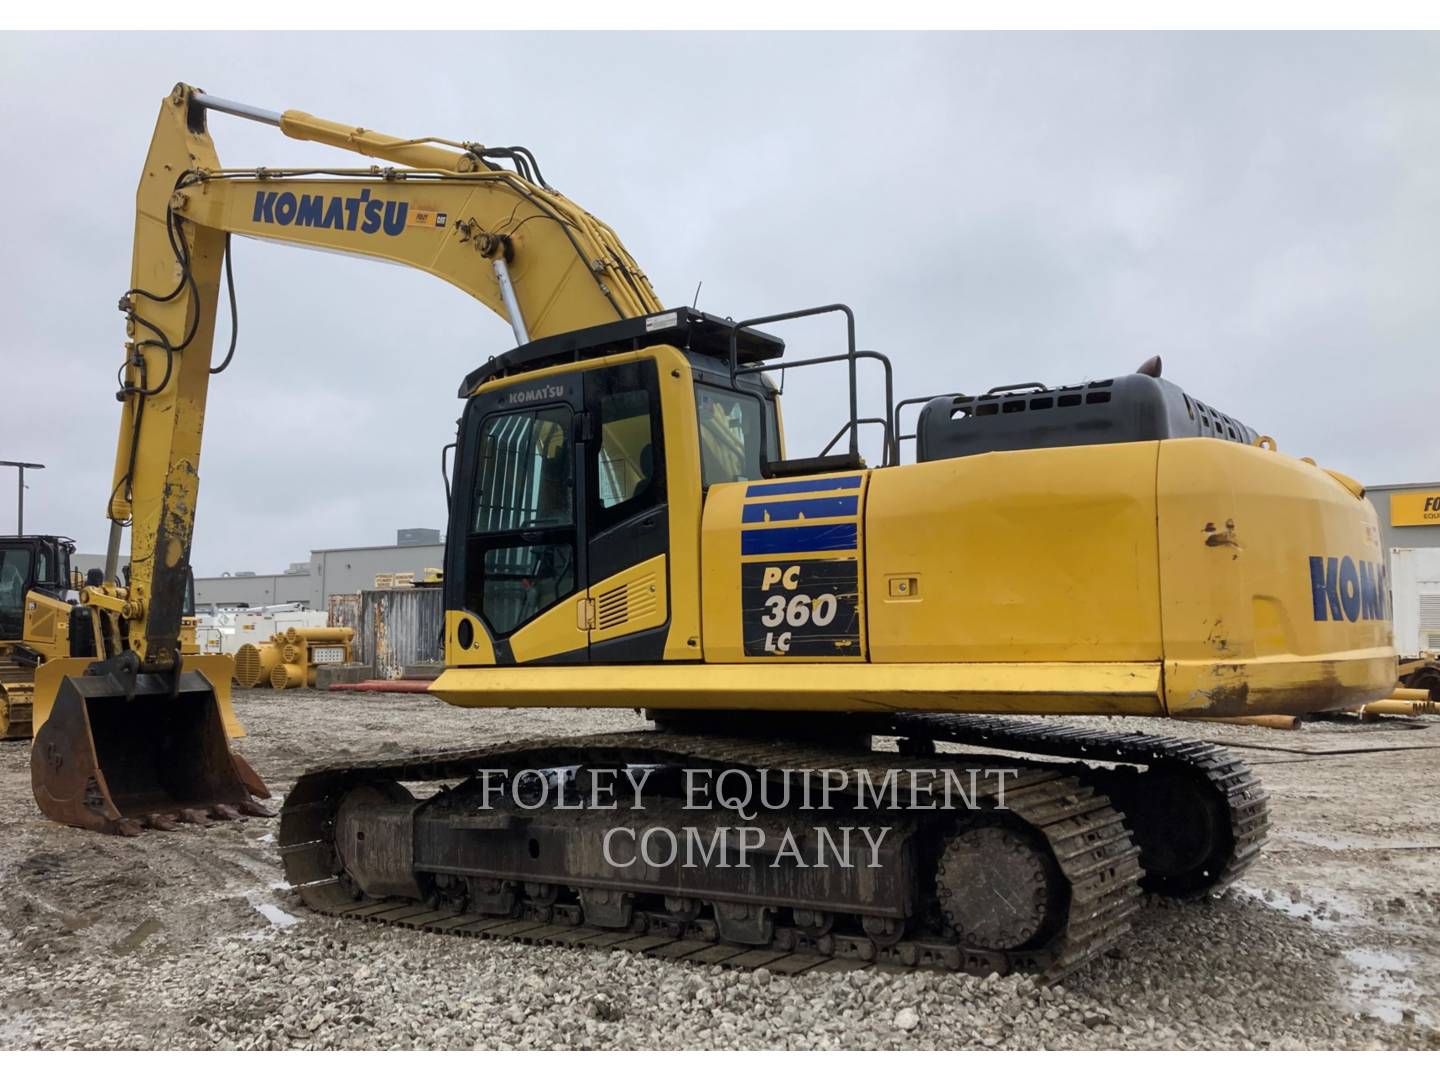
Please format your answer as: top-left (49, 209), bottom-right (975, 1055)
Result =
top-left (0, 535), bottom-right (89, 739)
top-left (32, 83), bottom-right (1395, 978)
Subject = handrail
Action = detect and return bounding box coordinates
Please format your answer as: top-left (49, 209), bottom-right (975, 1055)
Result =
top-left (983, 381), bottom-right (1048, 396)
top-left (441, 441), bottom-right (457, 507)
top-left (892, 393), bottom-right (966, 462)
top-left (725, 304), bottom-right (897, 468)
top-left (818, 417), bottom-right (889, 458)
top-left (750, 351), bottom-right (896, 466)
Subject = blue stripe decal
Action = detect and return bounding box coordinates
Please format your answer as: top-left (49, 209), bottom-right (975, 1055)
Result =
top-left (741, 496), bottom-right (858, 524)
top-left (745, 475), bottom-right (862, 498)
top-left (740, 523), bottom-right (858, 555)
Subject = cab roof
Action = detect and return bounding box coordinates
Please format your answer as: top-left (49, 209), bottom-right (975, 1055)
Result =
top-left (459, 307), bottom-right (786, 397)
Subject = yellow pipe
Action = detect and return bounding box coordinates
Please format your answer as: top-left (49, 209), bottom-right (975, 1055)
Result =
top-left (1201, 714), bottom-right (1301, 730)
top-left (233, 642), bottom-right (280, 689)
top-left (1390, 688), bottom-right (1437, 702)
top-left (270, 663), bottom-right (308, 690)
top-left (1361, 698), bottom-right (1438, 716)
top-left (286, 626), bottom-right (354, 644)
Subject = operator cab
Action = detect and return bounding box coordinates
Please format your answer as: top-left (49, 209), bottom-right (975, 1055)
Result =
top-left (449, 310), bottom-right (788, 662)
top-left (0, 535), bottom-right (74, 640)
top-left (458, 306), bottom-right (787, 487)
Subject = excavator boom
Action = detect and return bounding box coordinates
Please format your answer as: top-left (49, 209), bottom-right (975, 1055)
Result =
top-left (33, 82), bottom-right (658, 833)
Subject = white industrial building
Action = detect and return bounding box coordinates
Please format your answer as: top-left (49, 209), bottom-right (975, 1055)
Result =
top-left (192, 528), bottom-right (443, 611)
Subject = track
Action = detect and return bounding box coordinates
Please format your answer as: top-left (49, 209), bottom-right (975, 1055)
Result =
top-left (278, 715), bottom-right (1276, 981)
top-left (0, 654), bottom-right (35, 740)
top-left (278, 718), bottom-right (1267, 980)
top-left (891, 714), bottom-right (1270, 898)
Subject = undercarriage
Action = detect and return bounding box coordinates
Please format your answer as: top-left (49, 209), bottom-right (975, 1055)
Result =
top-left (278, 715), bottom-right (1268, 981)
top-left (0, 654), bottom-right (35, 740)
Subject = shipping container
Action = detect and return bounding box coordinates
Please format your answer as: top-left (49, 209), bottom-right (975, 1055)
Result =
top-left (327, 593), bottom-right (362, 638)
top-left (358, 586), bottom-right (444, 677)
top-left (1392, 547), bottom-right (1440, 656)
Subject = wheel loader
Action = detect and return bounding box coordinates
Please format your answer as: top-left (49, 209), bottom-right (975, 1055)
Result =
top-left (30, 83), bottom-right (1395, 978)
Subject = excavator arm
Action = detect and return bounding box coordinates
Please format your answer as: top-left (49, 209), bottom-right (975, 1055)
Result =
top-left (113, 84), bottom-right (659, 672)
top-left (32, 83), bottom-right (662, 834)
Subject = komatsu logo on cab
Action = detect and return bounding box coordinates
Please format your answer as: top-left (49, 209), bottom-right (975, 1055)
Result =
top-left (252, 188), bottom-right (408, 236)
top-left (1308, 555), bottom-right (1389, 622)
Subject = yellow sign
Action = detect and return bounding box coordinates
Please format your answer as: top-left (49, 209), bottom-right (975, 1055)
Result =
top-left (1391, 491), bottom-right (1440, 527)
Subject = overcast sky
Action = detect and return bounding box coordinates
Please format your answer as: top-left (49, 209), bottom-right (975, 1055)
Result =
top-left (1, 32), bottom-right (1436, 575)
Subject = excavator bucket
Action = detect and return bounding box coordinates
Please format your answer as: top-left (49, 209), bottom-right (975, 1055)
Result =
top-left (32, 654), bottom-right (245, 740)
top-left (31, 668), bottom-right (271, 836)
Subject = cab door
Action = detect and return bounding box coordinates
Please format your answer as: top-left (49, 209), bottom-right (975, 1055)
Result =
top-left (449, 358), bottom-right (672, 666)
top-left (457, 372), bottom-right (589, 664)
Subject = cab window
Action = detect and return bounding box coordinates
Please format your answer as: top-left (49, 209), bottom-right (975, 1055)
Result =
top-left (696, 383), bottom-right (766, 486)
top-left (0, 547), bottom-right (33, 639)
top-left (589, 362), bottom-right (665, 537)
top-left (597, 388), bottom-right (653, 510)
top-left (480, 543), bottom-right (575, 636)
top-left (472, 406), bottom-right (574, 533)
top-left (469, 405), bottom-right (576, 636)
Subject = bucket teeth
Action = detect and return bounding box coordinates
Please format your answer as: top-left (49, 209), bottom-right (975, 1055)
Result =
top-left (143, 814), bottom-right (181, 831)
top-left (239, 798), bottom-right (277, 819)
top-left (209, 804), bottom-right (243, 821)
top-left (115, 818), bottom-right (143, 838)
top-left (177, 808), bottom-right (212, 826)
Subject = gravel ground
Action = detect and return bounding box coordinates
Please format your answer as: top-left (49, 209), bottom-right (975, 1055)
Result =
top-left (2, 691), bottom-right (1439, 1050)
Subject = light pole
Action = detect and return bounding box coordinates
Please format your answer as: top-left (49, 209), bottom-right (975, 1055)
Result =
top-left (0, 461), bottom-right (44, 535)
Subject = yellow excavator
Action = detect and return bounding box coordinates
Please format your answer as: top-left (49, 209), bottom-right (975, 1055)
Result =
top-left (32, 84), bottom-right (1395, 978)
